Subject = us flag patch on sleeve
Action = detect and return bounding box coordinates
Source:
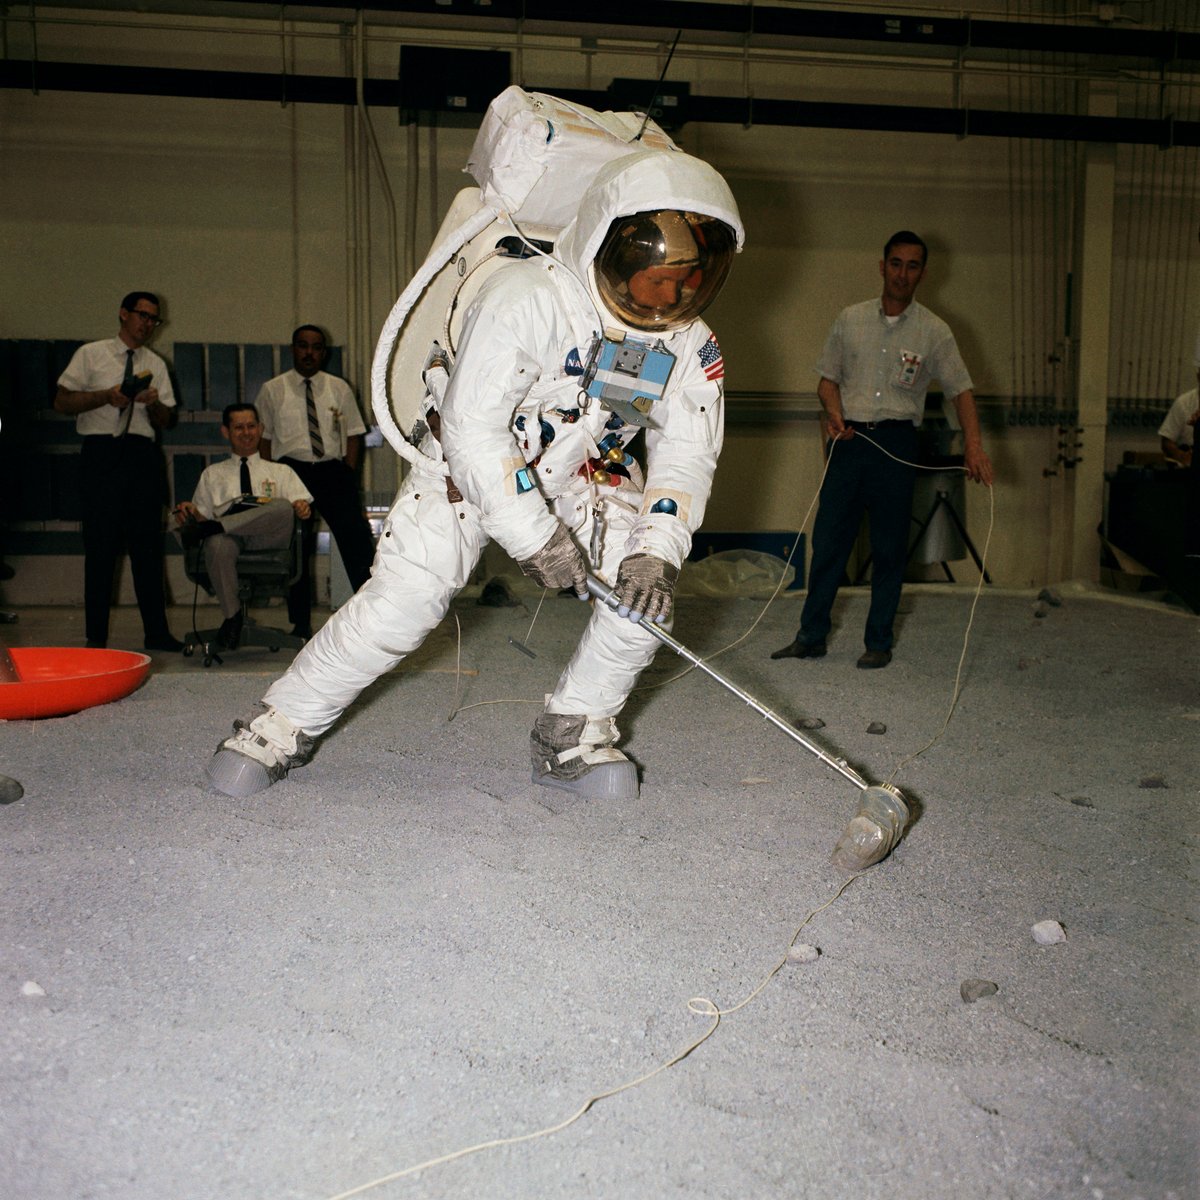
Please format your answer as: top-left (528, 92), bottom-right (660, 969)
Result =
top-left (697, 334), bottom-right (724, 381)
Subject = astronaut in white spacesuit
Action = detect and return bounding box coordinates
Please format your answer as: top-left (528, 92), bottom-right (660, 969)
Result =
top-left (206, 147), bottom-right (743, 801)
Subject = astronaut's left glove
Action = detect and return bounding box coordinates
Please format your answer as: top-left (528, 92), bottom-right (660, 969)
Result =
top-left (612, 554), bottom-right (679, 624)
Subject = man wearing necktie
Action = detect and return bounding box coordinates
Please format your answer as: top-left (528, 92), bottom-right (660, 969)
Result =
top-left (54, 291), bottom-right (182, 651)
top-left (176, 403), bottom-right (312, 650)
top-left (254, 325), bottom-right (376, 639)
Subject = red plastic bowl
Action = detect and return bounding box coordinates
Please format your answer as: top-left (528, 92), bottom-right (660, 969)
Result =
top-left (0, 648), bottom-right (152, 720)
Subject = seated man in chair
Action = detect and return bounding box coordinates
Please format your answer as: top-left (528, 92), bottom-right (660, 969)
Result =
top-left (176, 403), bottom-right (312, 650)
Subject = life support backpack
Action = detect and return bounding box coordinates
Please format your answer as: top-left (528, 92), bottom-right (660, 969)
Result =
top-left (372, 86), bottom-right (678, 474)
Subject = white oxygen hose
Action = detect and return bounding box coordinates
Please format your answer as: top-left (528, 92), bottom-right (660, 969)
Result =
top-left (369, 202), bottom-right (503, 472)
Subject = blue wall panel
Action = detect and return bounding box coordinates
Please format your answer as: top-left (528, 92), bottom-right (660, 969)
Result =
top-left (173, 343), bottom-right (205, 412)
top-left (207, 344), bottom-right (239, 411)
top-left (243, 344), bottom-right (275, 405)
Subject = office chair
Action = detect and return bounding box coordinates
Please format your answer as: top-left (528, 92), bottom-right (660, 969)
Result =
top-left (181, 515), bottom-right (306, 667)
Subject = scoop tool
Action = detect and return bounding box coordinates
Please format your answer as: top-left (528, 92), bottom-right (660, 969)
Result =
top-left (586, 574), bottom-right (910, 871)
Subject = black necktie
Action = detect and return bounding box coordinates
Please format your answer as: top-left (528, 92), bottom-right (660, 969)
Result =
top-left (240, 456), bottom-right (252, 496)
top-left (306, 378), bottom-right (325, 458)
top-left (119, 349), bottom-right (136, 437)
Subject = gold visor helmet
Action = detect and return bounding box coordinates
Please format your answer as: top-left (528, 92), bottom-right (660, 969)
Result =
top-left (594, 209), bottom-right (737, 333)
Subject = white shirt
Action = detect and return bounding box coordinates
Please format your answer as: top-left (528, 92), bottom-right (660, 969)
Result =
top-left (1158, 388), bottom-right (1198, 449)
top-left (57, 337), bottom-right (176, 439)
top-left (255, 369), bottom-right (366, 463)
top-left (190, 451), bottom-right (311, 519)
top-left (816, 298), bottom-right (974, 425)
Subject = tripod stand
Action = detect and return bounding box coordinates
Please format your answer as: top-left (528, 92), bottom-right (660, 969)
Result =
top-left (907, 483), bottom-right (991, 583)
top-left (852, 468), bottom-right (991, 585)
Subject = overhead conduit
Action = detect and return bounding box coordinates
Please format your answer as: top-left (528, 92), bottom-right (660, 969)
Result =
top-left (2, 1), bottom-right (1197, 145)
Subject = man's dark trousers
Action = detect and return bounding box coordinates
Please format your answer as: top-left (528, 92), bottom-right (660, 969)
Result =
top-left (797, 421), bottom-right (919, 653)
top-left (80, 435), bottom-right (173, 646)
top-left (280, 457), bottom-right (376, 629)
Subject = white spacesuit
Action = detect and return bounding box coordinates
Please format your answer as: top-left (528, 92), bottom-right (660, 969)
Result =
top-left (206, 145), bottom-right (744, 801)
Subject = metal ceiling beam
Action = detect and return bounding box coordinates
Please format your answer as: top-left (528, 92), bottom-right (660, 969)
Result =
top-left (16, 1), bottom-right (1200, 65)
top-left (2, 58), bottom-right (1196, 147)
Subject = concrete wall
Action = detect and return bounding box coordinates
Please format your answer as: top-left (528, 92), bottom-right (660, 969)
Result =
top-left (2, 6), bottom-right (1197, 603)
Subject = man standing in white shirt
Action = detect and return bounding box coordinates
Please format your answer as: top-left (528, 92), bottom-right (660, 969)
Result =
top-left (54, 291), bottom-right (182, 652)
top-left (254, 326), bottom-right (376, 638)
top-left (772, 232), bottom-right (993, 669)
top-left (176, 403), bottom-right (312, 650)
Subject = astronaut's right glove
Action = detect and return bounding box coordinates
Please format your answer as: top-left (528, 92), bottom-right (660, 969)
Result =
top-left (612, 553), bottom-right (679, 624)
top-left (516, 523), bottom-right (589, 599)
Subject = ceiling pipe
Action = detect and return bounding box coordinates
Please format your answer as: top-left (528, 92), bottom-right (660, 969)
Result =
top-left (84, 0), bottom-right (1199, 66)
top-left (2, 58), bottom-right (1195, 147)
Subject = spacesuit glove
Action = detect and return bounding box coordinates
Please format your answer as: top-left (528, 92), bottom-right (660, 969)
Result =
top-left (516, 523), bottom-right (589, 599)
top-left (613, 554), bottom-right (679, 624)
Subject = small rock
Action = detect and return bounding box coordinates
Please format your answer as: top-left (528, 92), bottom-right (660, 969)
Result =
top-left (1069, 796), bottom-right (1095, 808)
top-left (960, 978), bottom-right (999, 1003)
top-left (1038, 587), bottom-right (1063, 607)
top-left (1033, 601), bottom-right (1049, 618)
top-left (1139, 775), bottom-right (1168, 789)
top-left (1031, 919), bottom-right (1066, 945)
top-left (0, 775), bottom-right (24, 805)
top-left (866, 721), bottom-right (887, 735)
top-left (796, 716), bottom-right (825, 731)
top-left (21, 981), bottom-right (45, 997)
top-left (787, 943), bottom-right (820, 964)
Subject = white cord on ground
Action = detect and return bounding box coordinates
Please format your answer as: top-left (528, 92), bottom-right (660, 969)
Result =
top-left (844, 429), bottom-right (997, 782)
top-left (326, 436), bottom-right (995, 1199)
top-left (322, 872), bottom-right (863, 1200)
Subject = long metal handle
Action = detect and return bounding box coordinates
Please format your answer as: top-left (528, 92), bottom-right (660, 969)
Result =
top-left (586, 575), bottom-right (869, 793)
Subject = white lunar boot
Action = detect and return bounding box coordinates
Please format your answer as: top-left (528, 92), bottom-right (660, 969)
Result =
top-left (530, 712), bottom-right (639, 800)
top-left (206, 705), bottom-right (315, 798)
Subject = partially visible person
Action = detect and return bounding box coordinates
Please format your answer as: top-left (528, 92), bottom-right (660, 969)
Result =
top-left (1158, 386), bottom-right (1197, 468)
top-left (772, 231), bottom-right (993, 670)
top-left (175, 403), bottom-right (312, 650)
top-left (54, 292), bottom-right (182, 651)
top-left (254, 326), bottom-right (376, 639)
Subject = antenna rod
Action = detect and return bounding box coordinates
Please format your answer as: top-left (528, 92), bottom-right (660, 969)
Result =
top-left (636, 29), bottom-right (682, 140)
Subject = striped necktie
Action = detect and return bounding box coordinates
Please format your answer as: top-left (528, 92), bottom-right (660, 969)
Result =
top-left (305, 378), bottom-right (324, 458)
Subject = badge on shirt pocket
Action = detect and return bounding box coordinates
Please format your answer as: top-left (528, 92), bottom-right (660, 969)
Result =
top-left (895, 350), bottom-right (924, 389)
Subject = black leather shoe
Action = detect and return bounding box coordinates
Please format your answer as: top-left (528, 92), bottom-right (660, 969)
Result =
top-left (771, 639), bottom-right (826, 660)
top-left (144, 634), bottom-right (185, 653)
top-left (856, 649), bottom-right (892, 670)
top-left (290, 625), bottom-right (312, 641)
top-left (216, 612), bottom-right (244, 651)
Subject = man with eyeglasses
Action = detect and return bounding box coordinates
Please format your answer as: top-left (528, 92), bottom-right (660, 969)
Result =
top-left (54, 291), bottom-right (182, 651)
top-left (254, 325), bottom-right (376, 640)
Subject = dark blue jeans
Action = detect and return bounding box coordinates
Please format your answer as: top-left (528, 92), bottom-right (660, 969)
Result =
top-left (798, 423), bottom-right (918, 652)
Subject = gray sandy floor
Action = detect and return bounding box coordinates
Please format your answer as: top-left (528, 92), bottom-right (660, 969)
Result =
top-left (1, 583), bottom-right (1196, 1200)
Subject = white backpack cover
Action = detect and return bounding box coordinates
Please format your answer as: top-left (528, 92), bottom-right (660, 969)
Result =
top-left (374, 87), bottom-right (678, 471)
